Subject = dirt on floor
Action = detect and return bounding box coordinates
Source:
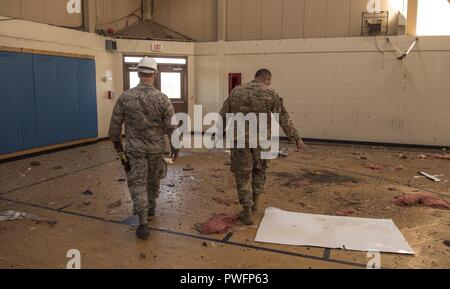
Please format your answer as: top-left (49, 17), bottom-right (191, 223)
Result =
top-left (0, 140), bottom-right (449, 269)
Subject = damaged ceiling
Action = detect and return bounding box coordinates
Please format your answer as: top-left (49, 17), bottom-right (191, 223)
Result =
top-left (112, 20), bottom-right (193, 42)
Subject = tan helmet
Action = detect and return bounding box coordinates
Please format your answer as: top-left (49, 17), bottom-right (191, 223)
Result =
top-left (138, 57), bottom-right (158, 74)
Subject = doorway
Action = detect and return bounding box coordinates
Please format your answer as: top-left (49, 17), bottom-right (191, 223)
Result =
top-left (123, 56), bottom-right (188, 114)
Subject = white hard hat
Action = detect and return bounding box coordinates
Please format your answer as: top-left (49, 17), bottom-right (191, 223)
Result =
top-left (138, 57), bottom-right (158, 74)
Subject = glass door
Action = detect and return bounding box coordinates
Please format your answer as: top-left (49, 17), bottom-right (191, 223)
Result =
top-left (123, 56), bottom-right (188, 114)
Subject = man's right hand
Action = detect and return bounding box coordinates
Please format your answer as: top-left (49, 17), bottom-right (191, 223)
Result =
top-left (296, 139), bottom-right (308, 151)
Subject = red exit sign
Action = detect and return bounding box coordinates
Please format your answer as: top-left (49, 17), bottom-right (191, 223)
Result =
top-left (151, 43), bottom-right (163, 52)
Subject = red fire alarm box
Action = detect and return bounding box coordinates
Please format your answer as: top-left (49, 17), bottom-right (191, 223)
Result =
top-left (107, 91), bottom-right (116, 99)
top-left (228, 73), bottom-right (242, 94)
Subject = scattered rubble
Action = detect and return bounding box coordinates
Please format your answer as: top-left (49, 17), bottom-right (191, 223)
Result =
top-left (53, 166), bottom-right (63, 170)
top-left (431, 153), bottom-right (450, 160)
top-left (416, 154), bottom-right (428, 160)
top-left (393, 193), bottom-right (450, 210)
top-left (365, 163), bottom-right (384, 170)
top-left (183, 164), bottom-right (194, 171)
top-left (194, 214), bottom-right (238, 235)
top-left (272, 170), bottom-right (359, 188)
top-left (397, 153), bottom-right (408, 160)
top-left (335, 209), bottom-right (355, 216)
top-left (0, 210), bottom-right (57, 225)
top-left (278, 149), bottom-right (289, 158)
top-left (419, 171), bottom-right (441, 182)
top-left (212, 197), bottom-right (238, 206)
top-left (82, 189), bottom-right (94, 196)
top-left (108, 200), bottom-right (122, 209)
top-left (201, 241), bottom-right (218, 248)
top-left (30, 162), bottom-right (42, 167)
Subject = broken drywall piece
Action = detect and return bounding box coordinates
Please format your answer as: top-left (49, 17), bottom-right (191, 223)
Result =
top-left (419, 171), bottom-right (441, 182)
top-left (255, 207), bottom-right (414, 255)
top-left (0, 210), bottom-right (57, 225)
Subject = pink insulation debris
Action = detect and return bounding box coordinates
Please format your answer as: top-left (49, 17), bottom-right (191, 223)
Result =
top-left (195, 214), bottom-right (238, 235)
top-left (393, 193), bottom-right (450, 210)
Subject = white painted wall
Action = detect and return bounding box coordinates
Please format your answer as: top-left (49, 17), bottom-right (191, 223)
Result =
top-left (194, 37), bottom-right (450, 146)
top-left (1, 18), bottom-right (450, 147)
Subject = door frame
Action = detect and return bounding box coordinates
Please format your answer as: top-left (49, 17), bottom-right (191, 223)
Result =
top-left (122, 54), bottom-right (188, 113)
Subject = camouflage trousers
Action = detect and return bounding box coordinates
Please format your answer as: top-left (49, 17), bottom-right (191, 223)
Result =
top-left (126, 152), bottom-right (167, 214)
top-left (230, 148), bottom-right (269, 207)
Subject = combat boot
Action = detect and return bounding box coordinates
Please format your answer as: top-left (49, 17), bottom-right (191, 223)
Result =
top-left (252, 194), bottom-right (260, 212)
top-left (239, 206), bottom-right (254, 225)
top-left (136, 211), bottom-right (150, 240)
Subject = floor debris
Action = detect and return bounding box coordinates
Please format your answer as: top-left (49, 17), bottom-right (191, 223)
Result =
top-left (278, 149), bottom-right (289, 158)
top-left (201, 241), bottom-right (218, 248)
top-left (431, 153), bottom-right (450, 160)
top-left (0, 210), bottom-right (57, 226)
top-left (398, 153), bottom-right (408, 160)
top-left (194, 214), bottom-right (238, 235)
top-left (53, 166), bottom-right (63, 170)
top-left (82, 189), bottom-right (94, 196)
top-left (365, 163), bottom-right (384, 170)
top-left (117, 179), bottom-right (126, 183)
top-left (419, 171), bottom-right (441, 182)
top-left (255, 207), bottom-right (414, 254)
top-left (444, 240), bottom-right (450, 247)
top-left (108, 200), bottom-right (122, 209)
top-left (272, 170), bottom-right (359, 187)
top-left (393, 193), bottom-right (450, 210)
top-left (416, 154), bottom-right (428, 160)
top-left (335, 209), bottom-right (356, 216)
top-left (30, 162), bottom-right (42, 167)
top-left (183, 164), bottom-right (194, 171)
top-left (212, 197), bottom-right (238, 206)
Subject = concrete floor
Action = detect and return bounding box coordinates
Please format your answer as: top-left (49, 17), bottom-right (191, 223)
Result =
top-left (0, 140), bottom-right (449, 269)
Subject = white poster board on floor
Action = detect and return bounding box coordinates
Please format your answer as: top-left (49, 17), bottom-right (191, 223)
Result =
top-left (255, 208), bottom-right (414, 255)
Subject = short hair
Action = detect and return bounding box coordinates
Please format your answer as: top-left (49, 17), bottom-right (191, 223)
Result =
top-left (255, 69), bottom-right (272, 79)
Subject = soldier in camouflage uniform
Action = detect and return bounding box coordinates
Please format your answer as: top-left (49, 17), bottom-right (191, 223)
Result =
top-left (220, 69), bottom-right (307, 225)
top-left (109, 57), bottom-right (179, 240)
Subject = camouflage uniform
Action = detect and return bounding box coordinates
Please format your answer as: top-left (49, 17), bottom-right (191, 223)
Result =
top-left (220, 80), bottom-right (300, 207)
top-left (108, 82), bottom-right (175, 215)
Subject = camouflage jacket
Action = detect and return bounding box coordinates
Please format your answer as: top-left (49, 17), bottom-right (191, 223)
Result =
top-left (108, 82), bottom-right (176, 154)
top-left (219, 80), bottom-right (300, 144)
